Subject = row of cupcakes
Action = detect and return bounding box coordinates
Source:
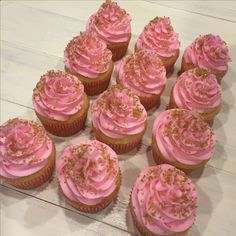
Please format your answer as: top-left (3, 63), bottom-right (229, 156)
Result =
top-left (0, 117), bottom-right (198, 235)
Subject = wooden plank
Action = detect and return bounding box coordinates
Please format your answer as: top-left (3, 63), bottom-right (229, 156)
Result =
top-left (150, 1), bottom-right (236, 22)
top-left (0, 185), bottom-right (132, 236)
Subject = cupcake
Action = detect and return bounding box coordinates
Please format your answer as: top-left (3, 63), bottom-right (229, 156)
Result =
top-left (117, 49), bottom-right (167, 110)
top-left (64, 31), bottom-right (113, 95)
top-left (92, 85), bottom-right (147, 154)
top-left (57, 140), bottom-right (121, 213)
top-left (130, 164), bottom-right (198, 236)
top-left (32, 70), bottom-right (89, 137)
top-left (86, 0), bottom-right (131, 61)
top-left (152, 109), bottom-right (216, 172)
top-left (135, 17), bottom-right (180, 75)
top-left (180, 34), bottom-right (231, 83)
top-left (169, 68), bottom-right (221, 124)
top-left (0, 118), bottom-right (56, 189)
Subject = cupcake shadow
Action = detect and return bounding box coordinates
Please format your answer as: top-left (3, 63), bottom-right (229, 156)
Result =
top-left (126, 206), bottom-right (141, 236)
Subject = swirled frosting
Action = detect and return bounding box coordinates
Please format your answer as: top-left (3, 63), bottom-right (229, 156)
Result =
top-left (0, 118), bottom-right (53, 179)
top-left (33, 70), bottom-right (85, 122)
top-left (57, 140), bottom-right (119, 205)
top-left (173, 68), bottom-right (221, 113)
top-left (183, 34), bottom-right (231, 73)
top-left (131, 164), bottom-right (198, 235)
top-left (92, 85), bottom-right (147, 139)
top-left (136, 17), bottom-right (180, 58)
top-left (117, 49), bottom-right (167, 97)
top-left (64, 31), bottom-right (112, 78)
top-left (86, 1), bottom-right (131, 43)
top-left (153, 109), bottom-right (216, 165)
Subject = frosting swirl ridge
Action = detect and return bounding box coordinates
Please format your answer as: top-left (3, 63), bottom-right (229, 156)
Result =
top-left (152, 109), bottom-right (216, 165)
top-left (173, 68), bottom-right (221, 113)
top-left (32, 70), bottom-right (84, 121)
top-left (183, 34), bottom-right (231, 73)
top-left (57, 140), bottom-right (119, 205)
top-left (86, 1), bottom-right (131, 43)
top-left (0, 118), bottom-right (53, 179)
top-left (136, 17), bottom-right (180, 57)
top-left (64, 31), bottom-right (112, 78)
top-left (118, 49), bottom-right (167, 97)
top-left (92, 85), bottom-right (147, 139)
top-left (131, 164), bottom-right (198, 235)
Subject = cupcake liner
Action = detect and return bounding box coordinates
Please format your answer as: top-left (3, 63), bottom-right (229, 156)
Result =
top-left (129, 190), bottom-right (189, 236)
top-left (4, 146), bottom-right (56, 189)
top-left (140, 94), bottom-right (161, 111)
top-left (60, 170), bottom-right (121, 213)
top-left (36, 112), bottom-right (87, 137)
top-left (65, 63), bottom-right (113, 96)
top-left (93, 126), bottom-right (145, 154)
top-left (35, 95), bottom-right (89, 137)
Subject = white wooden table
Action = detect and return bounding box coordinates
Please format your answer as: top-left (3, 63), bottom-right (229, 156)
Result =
top-left (1, 1), bottom-right (236, 235)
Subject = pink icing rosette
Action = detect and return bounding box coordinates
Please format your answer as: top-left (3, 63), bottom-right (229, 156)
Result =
top-left (173, 68), bottom-right (221, 113)
top-left (86, 1), bottom-right (131, 43)
top-left (32, 70), bottom-right (84, 121)
top-left (136, 17), bottom-right (180, 58)
top-left (183, 34), bottom-right (231, 74)
top-left (92, 85), bottom-right (147, 139)
top-left (64, 31), bottom-right (112, 78)
top-left (131, 164), bottom-right (198, 235)
top-left (117, 49), bottom-right (167, 97)
top-left (57, 140), bottom-right (119, 205)
top-left (0, 118), bottom-right (53, 179)
top-left (153, 109), bottom-right (216, 166)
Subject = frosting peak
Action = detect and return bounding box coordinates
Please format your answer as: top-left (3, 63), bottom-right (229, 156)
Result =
top-left (86, 1), bottom-right (131, 43)
top-left (173, 68), bottom-right (221, 113)
top-left (64, 31), bottom-right (112, 78)
top-left (33, 70), bottom-right (85, 121)
top-left (117, 49), bottom-right (167, 97)
top-left (131, 164), bottom-right (198, 235)
top-left (92, 85), bottom-right (147, 139)
top-left (153, 109), bottom-right (216, 165)
top-left (57, 140), bottom-right (119, 205)
top-left (184, 34), bottom-right (231, 73)
top-left (0, 118), bottom-right (53, 178)
top-left (136, 17), bottom-right (180, 57)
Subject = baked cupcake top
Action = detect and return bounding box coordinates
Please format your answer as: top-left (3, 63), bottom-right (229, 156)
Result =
top-left (136, 17), bottom-right (180, 58)
top-left (0, 118), bottom-right (53, 179)
top-left (57, 140), bottom-right (119, 205)
top-left (64, 31), bottom-right (112, 78)
top-left (117, 49), bottom-right (167, 97)
top-left (33, 70), bottom-right (85, 121)
top-left (92, 85), bottom-right (147, 139)
top-left (131, 164), bottom-right (198, 235)
top-left (183, 34), bottom-right (231, 74)
top-left (153, 109), bottom-right (216, 165)
top-left (86, 0), bottom-right (131, 43)
top-left (173, 68), bottom-right (221, 113)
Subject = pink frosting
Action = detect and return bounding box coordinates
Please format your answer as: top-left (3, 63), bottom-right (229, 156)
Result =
top-left (32, 70), bottom-right (85, 122)
top-left (131, 164), bottom-right (198, 235)
top-left (57, 140), bottom-right (119, 205)
top-left (86, 1), bottom-right (131, 43)
top-left (117, 49), bottom-right (167, 97)
top-left (153, 109), bottom-right (216, 165)
top-left (173, 68), bottom-right (221, 113)
top-left (136, 17), bottom-right (180, 58)
top-left (0, 118), bottom-right (53, 179)
top-left (183, 34), bottom-right (231, 73)
top-left (64, 31), bottom-right (112, 78)
top-left (92, 85), bottom-right (147, 139)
